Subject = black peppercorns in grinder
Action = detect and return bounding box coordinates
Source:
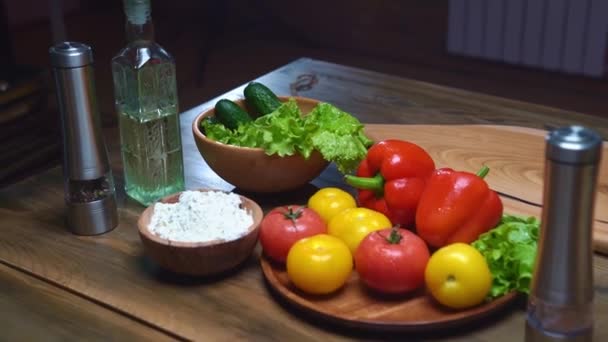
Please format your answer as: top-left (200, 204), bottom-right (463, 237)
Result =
top-left (49, 42), bottom-right (118, 235)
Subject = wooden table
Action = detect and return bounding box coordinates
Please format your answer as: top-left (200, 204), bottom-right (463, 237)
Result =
top-left (1, 58), bottom-right (606, 341)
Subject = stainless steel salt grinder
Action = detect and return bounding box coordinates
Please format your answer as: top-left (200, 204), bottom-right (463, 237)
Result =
top-left (49, 41), bottom-right (118, 235)
top-left (526, 126), bottom-right (602, 342)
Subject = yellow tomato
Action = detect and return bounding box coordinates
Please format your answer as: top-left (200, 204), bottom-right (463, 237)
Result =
top-left (424, 243), bottom-right (492, 309)
top-left (328, 208), bottom-right (392, 254)
top-left (308, 187), bottom-right (357, 223)
top-left (286, 234), bottom-right (353, 295)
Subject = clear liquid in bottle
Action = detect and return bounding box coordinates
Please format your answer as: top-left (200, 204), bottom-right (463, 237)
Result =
top-left (111, 0), bottom-right (184, 206)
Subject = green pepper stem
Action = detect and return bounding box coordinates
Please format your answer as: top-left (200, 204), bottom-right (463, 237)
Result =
top-left (476, 165), bottom-right (490, 179)
top-left (344, 173), bottom-right (385, 195)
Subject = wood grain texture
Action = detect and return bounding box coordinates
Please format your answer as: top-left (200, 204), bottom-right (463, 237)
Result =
top-left (0, 263), bottom-right (174, 341)
top-left (186, 58), bottom-right (608, 135)
top-left (177, 58), bottom-right (608, 191)
top-left (0, 104), bottom-right (61, 187)
top-left (364, 124), bottom-right (608, 254)
top-left (192, 97), bottom-right (329, 193)
top-left (1, 58), bottom-right (608, 340)
top-left (0, 125), bottom-right (606, 341)
top-left (0, 204), bottom-right (351, 341)
top-left (260, 256), bottom-right (519, 332)
top-left (138, 189), bottom-right (263, 276)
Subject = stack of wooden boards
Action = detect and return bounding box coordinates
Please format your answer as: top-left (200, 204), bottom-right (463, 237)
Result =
top-left (0, 65), bottom-right (60, 186)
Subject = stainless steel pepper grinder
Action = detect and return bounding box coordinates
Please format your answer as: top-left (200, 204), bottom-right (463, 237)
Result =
top-left (49, 41), bottom-right (118, 235)
top-left (526, 126), bottom-right (602, 341)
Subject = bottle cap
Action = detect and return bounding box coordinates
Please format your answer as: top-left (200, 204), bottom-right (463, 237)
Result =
top-left (49, 42), bottom-right (93, 68)
top-left (546, 126), bottom-right (603, 164)
top-left (124, 0), bottom-right (151, 25)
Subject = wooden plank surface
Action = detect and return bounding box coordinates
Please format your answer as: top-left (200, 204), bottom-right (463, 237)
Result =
top-left (179, 58), bottom-right (608, 194)
top-left (1, 58), bottom-right (607, 340)
top-left (1, 125), bottom-right (607, 340)
top-left (363, 124), bottom-right (608, 254)
top-left (179, 58), bottom-right (608, 135)
top-left (0, 263), bottom-right (174, 341)
top-left (0, 169), bottom-right (353, 341)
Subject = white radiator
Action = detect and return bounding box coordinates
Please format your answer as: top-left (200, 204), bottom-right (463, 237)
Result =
top-left (447, 0), bottom-right (608, 78)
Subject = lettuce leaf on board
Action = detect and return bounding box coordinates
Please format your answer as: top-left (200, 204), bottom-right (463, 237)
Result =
top-left (201, 99), bottom-right (372, 174)
top-left (471, 215), bottom-right (540, 298)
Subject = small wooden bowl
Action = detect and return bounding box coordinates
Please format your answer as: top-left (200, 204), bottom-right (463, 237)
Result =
top-left (137, 189), bottom-right (264, 277)
top-left (192, 96), bottom-right (330, 193)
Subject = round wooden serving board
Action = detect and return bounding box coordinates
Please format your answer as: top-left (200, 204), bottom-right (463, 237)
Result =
top-left (260, 256), bottom-right (518, 332)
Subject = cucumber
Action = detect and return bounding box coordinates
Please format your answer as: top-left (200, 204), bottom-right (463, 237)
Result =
top-left (244, 82), bottom-right (282, 116)
top-left (214, 99), bottom-right (252, 130)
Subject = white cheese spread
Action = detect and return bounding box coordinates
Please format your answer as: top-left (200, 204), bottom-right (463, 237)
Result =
top-left (149, 190), bottom-right (253, 243)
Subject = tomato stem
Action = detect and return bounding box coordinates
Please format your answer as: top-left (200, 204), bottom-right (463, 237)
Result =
top-left (282, 206), bottom-right (303, 226)
top-left (386, 226), bottom-right (402, 244)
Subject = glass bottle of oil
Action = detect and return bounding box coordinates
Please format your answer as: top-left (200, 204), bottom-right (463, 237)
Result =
top-left (111, 0), bottom-right (184, 206)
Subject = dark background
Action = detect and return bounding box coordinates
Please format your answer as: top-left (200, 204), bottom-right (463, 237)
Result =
top-left (1, 0), bottom-right (607, 184)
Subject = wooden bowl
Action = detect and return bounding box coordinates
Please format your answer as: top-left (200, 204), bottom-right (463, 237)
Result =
top-left (192, 96), bottom-right (330, 193)
top-left (137, 189), bottom-right (264, 277)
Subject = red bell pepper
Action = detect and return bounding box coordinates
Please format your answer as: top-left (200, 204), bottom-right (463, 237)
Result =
top-left (415, 166), bottom-right (503, 248)
top-left (344, 139), bottom-right (436, 227)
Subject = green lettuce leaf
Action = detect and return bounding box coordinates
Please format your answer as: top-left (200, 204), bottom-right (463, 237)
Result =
top-left (471, 215), bottom-right (539, 298)
top-left (304, 103), bottom-right (373, 173)
top-left (202, 99), bottom-right (314, 158)
top-left (200, 99), bottom-right (372, 174)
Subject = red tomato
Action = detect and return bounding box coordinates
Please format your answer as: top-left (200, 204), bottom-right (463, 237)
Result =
top-left (259, 205), bottom-right (327, 263)
top-left (354, 228), bottom-right (430, 294)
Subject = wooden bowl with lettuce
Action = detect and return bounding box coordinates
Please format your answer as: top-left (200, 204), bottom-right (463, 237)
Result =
top-left (192, 83), bottom-right (372, 193)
